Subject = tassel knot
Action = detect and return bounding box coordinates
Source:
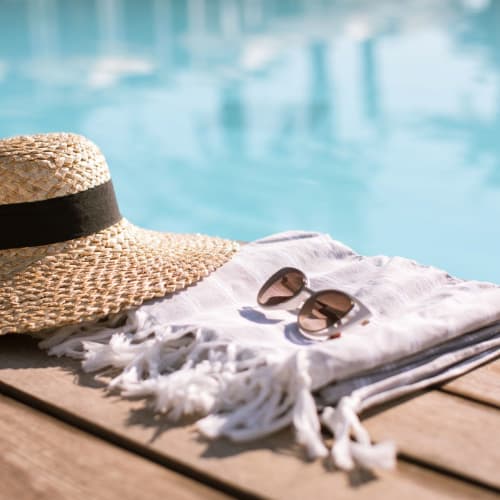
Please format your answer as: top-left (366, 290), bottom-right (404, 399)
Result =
top-left (321, 396), bottom-right (396, 471)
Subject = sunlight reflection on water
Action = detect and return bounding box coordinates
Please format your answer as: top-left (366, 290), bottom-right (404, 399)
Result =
top-left (1, 0), bottom-right (499, 281)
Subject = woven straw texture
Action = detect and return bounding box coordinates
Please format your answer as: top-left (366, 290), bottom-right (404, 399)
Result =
top-left (0, 133), bottom-right (110, 203)
top-left (0, 133), bottom-right (239, 335)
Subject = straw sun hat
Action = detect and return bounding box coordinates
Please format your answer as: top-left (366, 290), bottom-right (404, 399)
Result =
top-left (0, 133), bottom-right (239, 335)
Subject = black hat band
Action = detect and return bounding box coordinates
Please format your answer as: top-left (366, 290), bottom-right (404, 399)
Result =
top-left (0, 180), bottom-right (122, 249)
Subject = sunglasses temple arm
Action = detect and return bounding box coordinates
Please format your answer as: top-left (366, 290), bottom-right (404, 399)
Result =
top-left (353, 298), bottom-right (371, 319)
top-left (331, 298), bottom-right (372, 335)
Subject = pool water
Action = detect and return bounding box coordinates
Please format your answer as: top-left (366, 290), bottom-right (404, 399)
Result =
top-left (1, 0), bottom-right (500, 282)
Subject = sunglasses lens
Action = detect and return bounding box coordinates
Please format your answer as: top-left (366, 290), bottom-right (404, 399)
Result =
top-left (298, 291), bottom-right (353, 333)
top-left (257, 269), bottom-right (306, 307)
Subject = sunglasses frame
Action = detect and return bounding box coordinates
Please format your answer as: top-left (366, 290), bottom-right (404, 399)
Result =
top-left (257, 267), bottom-right (372, 340)
top-left (298, 288), bottom-right (371, 340)
top-left (257, 267), bottom-right (312, 311)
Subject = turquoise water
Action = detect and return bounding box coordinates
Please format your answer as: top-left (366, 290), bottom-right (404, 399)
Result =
top-left (1, 0), bottom-right (500, 282)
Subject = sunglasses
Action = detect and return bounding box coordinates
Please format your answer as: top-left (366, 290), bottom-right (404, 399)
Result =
top-left (257, 267), bottom-right (371, 340)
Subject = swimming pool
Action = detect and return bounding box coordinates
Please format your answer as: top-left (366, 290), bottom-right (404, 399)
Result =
top-left (1, 0), bottom-right (499, 282)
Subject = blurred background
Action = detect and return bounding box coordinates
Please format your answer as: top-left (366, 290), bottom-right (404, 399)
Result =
top-left (1, 0), bottom-right (499, 281)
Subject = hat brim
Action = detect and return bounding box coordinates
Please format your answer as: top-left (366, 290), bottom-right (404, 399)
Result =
top-left (0, 219), bottom-right (239, 335)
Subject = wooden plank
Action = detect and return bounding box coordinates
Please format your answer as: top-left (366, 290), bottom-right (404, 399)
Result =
top-left (0, 334), bottom-right (498, 499)
top-left (364, 390), bottom-right (500, 490)
top-left (440, 358), bottom-right (500, 408)
top-left (0, 393), bottom-right (227, 500)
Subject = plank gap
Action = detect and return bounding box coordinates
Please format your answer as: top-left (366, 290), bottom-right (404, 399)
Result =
top-left (438, 387), bottom-right (500, 411)
top-left (0, 381), bottom-right (262, 500)
top-left (3, 378), bottom-right (499, 497)
top-left (363, 389), bottom-right (500, 491)
top-left (1, 334), bottom-right (499, 499)
top-left (0, 393), bottom-right (229, 500)
top-left (396, 451), bottom-right (500, 496)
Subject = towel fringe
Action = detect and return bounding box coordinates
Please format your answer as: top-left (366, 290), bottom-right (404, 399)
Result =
top-left (39, 308), bottom-right (393, 470)
top-left (321, 398), bottom-right (396, 470)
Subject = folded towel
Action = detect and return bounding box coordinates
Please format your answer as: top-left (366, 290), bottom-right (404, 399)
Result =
top-left (39, 231), bottom-right (500, 470)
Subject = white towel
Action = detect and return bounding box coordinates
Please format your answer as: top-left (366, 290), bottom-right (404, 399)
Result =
top-left (39, 231), bottom-right (500, 471)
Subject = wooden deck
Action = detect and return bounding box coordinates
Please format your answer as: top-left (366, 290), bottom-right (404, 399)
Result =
top-left (0, 333), bottom-right (498, 499)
